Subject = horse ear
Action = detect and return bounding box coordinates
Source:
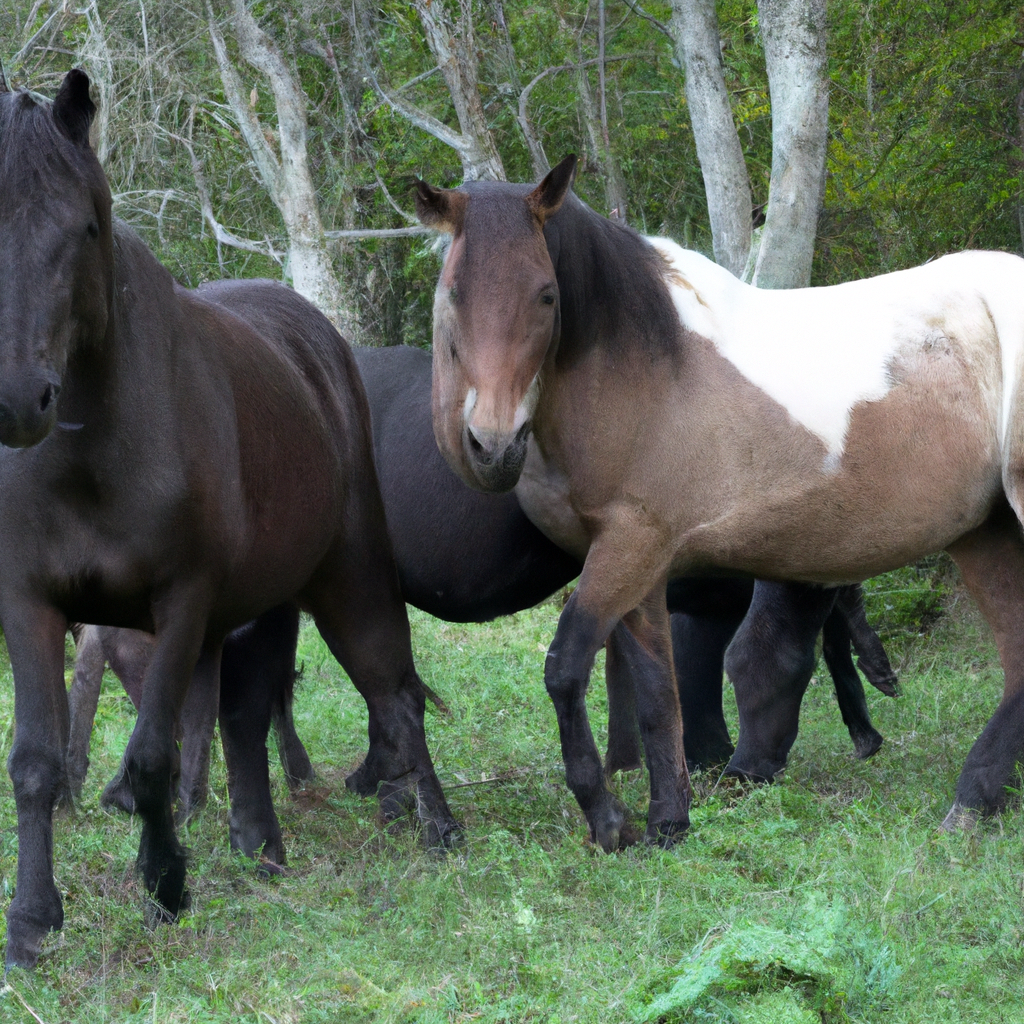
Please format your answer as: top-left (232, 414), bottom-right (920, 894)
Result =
top-left (415, 180), bottom-right (469, 235)
top-left (52, 69), bottom-right (96, 146)
top-left (526, 154), bottom-right (577, 225)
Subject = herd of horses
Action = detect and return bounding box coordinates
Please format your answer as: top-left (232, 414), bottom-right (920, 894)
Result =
top-left (1, 70), bottom-right (1022, 969)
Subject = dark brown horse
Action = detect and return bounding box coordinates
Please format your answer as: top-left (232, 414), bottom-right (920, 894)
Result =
top-left (0, 71), bottom-right (455, 969)
top-left (417, 154), bottom-right (1024, 850)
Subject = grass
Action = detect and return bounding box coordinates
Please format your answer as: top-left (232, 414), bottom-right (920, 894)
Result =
top-left (1, 574), bottom-right (1023, 1023)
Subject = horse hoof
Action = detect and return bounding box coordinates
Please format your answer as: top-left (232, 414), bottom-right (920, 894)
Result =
top-left (100, 773), bottom-right (136, 815)
top-left (345, 760), bottom-right (382, 798)
top-left (940, 802), bottom-right (979, 832)
top-left (852, 730), bottom-right (884, 760)
top-left (587, 797), bottom-right (630, 852)
top-left (5, 900), bottom-right (64, 971)
top-left (143, 889), bottom-right (190, 929)
top-left (645, 819), bottom-right (689, 848)
top-left (425, 816), bottom-right (464, 853)
top-left (724, 754), bottom-right (782, 784)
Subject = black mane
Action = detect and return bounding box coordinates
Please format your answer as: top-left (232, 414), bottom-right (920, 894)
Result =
top-left (543, 192), bottom-right (685, 366)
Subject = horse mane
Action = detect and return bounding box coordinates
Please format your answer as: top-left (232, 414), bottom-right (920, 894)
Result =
top-left (544, 192), bottom-right (685, 366)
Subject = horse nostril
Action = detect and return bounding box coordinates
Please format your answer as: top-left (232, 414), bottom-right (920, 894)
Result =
top-left (39, 383), bottom-right (59, 413)
top-left (467, 428), bottom-right (485, 456)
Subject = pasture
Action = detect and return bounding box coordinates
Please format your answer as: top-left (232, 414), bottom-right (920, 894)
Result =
top-left (1, 568), bottom-right (1022, 1023)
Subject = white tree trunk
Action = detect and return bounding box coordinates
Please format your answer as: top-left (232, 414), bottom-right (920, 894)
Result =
top-left (749, 0), bottom-right (829, 288)
top-left (669, 0), bottom-right (752, 277)
top-left (208, 1), bottom-right (356, 335)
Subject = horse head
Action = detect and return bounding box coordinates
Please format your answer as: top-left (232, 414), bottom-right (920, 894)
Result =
top-left (416, 155), bottom-right (576, 492)
top-left (0, 69), bottom-right (112, 448)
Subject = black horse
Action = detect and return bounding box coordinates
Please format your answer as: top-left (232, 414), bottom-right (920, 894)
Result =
top-left (0, 71), bottom-right (454, 969)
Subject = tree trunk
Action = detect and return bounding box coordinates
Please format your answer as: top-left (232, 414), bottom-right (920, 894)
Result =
top-left (669, 0), bottom-right (752, 277)
top-left (749, 0), bottom-right (829, 288)
top-left (208, 1), bottom-right (356, 335)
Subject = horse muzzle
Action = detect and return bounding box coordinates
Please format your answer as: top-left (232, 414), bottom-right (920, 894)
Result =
top-left (0, 371), bottom-right (61, 448)
top-left (462, 420), bottom-right (531, 492)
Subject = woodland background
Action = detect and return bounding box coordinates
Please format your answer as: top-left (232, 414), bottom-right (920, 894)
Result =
top-left (2, 0), bottom-right (1023, 346)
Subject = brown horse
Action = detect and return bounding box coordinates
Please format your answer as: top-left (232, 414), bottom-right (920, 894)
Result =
top-left (0, 71), bottom-right (455, 969)
top-left (416, 154), bottom-right (1024, 851)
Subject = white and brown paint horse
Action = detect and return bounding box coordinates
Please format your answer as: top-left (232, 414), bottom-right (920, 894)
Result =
top-left (416, 154), bottom-right (1024, 851)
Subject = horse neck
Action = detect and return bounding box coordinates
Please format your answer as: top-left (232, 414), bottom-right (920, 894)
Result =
top-left (62, 221), bottom-right (180, 430)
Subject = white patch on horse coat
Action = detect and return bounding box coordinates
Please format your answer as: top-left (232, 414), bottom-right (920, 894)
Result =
top-left (462, 387), bottom-right (478, 424)
top-left (646, 238), bottom-right (1024, 459)
top-left (514, 373), bottom-right (541, 431)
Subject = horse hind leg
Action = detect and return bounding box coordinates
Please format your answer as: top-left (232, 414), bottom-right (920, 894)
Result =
top-left (218, 606), bottom-right (300, 870)
top-left (943, 499), bottom-right (1024, 825)
top-left (304, 535), bottom-right (458, 849)
top-left (64, 623), bottom-right (107, 804)
top-left (834, 583), bottom-right (898, 696)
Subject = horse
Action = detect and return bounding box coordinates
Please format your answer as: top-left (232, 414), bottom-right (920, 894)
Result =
top-left (63, 346), bottom-right (895, 840)
top-left (416, 153), bottom-right (1024, 851)
top-left (354, 344), bottom-right (895, 771)
top-left (0, 70), bottom-right (455, 970)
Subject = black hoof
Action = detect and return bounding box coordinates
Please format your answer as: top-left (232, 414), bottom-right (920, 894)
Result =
top-left (852, 729), bottom-right (884, 760)
top-left (101, 772), bottom-right (136, 815)
top-left (5, 901), bottom-right (64, 971)
top-left (345, 760), bottom-right (382, 798)
top-left (645, 818), bottom-right (689, 848)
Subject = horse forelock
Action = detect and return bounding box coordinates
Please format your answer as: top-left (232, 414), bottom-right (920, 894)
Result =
top-left (0, 87), bottom-right (105, 200)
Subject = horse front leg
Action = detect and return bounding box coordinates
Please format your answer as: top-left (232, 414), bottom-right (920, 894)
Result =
top-left (122, 597), bottom-right (210, 924)
top-left (4, 602), bottom-right (70, 969)
top-left (547, 560), bottom-right (688, 851)
top-left (726, 581), bottom-right (837, 782)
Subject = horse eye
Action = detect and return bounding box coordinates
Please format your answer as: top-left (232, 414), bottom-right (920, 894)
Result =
top-left (86, 221), bottom-right (100, 239)
top-left (541, 293), bottom-right (555, 306)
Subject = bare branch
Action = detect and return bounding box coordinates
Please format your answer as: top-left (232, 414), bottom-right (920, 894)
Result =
top-left (325, 227), bottom-right (433, 240)
top-left (621, 0), bottom-right (675, 42)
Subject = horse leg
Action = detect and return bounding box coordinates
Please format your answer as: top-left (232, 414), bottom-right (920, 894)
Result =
top-left (820, 599), bottom-right (884, 759)
top-left (304, 542), bottom-right (457, 848)
top-left (673, 613), bottom-right (738, 770)
top-left (65, 624), bottom-right (106, 803)
top-left (835, 584), bottom-right (898, 696)
top-left (944, 502), bottom-right (1024, 824)
top-left (546, 547), bottom-right (688, 850)
top-left (174, 644), bottom-right (221, 823)
top-left (4, 603), bottom-right (70, 969)
top-left (725, 581), bottom-right (837, 781)
top-left (243, 604), bottom-right (317, 788)
top-left (604, 621), bottom-right (643, 776)
top-left (217, 605), bottom-right (301, 867)
top-left (122, 599), bottom-right (210, 923)
top-left (99, 627), bottom-right (157, 815)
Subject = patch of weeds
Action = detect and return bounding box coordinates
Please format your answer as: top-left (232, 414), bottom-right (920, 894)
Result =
top-left (635, 896), bottom-right (901, 1023)
top-left (862, 555), bottom-right (954, 643)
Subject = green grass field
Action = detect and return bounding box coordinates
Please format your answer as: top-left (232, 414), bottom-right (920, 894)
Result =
top-left (1, 574), bottom-right (1022, 1023)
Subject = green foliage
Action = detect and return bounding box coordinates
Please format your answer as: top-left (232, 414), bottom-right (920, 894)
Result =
top-left (861, 556), bottom-right (953, 644)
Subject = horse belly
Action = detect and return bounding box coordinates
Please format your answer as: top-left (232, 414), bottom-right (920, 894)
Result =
top-left (677, 349), bottom-right (1003, 583)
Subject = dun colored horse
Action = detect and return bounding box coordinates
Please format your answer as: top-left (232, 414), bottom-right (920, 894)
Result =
top-left (417, 154), bottom-right (1024, 850)
top-left (0, 71), bottom-right (454, 969)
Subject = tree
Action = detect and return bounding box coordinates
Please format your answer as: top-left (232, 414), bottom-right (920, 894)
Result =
top-left (207, 0), bottom-right (356, 334)
top-left (669, 0), bottom-right (828, 287)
